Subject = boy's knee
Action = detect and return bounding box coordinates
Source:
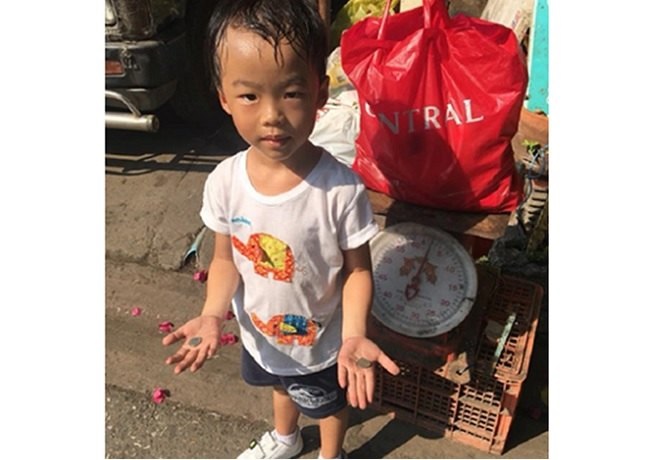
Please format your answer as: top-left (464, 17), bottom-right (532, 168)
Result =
top-left (273, 385), bottom-right (288, 395)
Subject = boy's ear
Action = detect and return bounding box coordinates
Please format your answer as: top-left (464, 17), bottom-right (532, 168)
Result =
top-left (317, 76), bottom-right (330, 109)
top-left (218, 88), bottom-right (232, 115)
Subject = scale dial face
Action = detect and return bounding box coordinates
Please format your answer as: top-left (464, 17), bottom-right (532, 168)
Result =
top-left (370, 222), bottom-right (478, 338)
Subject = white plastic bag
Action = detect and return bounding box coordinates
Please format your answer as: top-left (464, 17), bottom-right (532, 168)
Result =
top-left (310, 89), bottom-right (360, 167)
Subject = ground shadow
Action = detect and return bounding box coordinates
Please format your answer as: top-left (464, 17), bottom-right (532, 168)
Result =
top-left (348, 408), bottom-right (442, 459)
top-left (300, 407), bottom-right (442, 459)
top-left (105, 103), bottom-right (247, 176)
top-left (299, 387), bottom-right (547, 459)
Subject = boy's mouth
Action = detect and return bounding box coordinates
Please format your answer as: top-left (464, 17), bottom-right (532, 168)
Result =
top-left (260, 135), bottom-right (290, 147)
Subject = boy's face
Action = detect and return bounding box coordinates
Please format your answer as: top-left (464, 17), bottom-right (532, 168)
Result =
top-left (217, 27), bottom-right (328, 165)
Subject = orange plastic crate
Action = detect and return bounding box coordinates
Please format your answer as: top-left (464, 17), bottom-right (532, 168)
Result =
top-left (371, 274), bottom-right (543, 454)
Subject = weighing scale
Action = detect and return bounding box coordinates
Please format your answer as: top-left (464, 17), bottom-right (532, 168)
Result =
top-left (370, 222), bottom-right (478, 338)
top-left (368, 222), bottom-right (488, 383)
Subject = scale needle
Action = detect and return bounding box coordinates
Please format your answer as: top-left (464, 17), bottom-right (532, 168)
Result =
top-left (404, 240), bottom-right (434, 301)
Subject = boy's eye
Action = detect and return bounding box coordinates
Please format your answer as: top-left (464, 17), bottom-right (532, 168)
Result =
top-left (285, 91), bottom-right (304, 99)
top-left (239, 94), bottom-right (257, 102)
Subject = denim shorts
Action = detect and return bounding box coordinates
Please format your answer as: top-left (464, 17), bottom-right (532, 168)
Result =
top-left (241, 347), bottom-right (348, 419)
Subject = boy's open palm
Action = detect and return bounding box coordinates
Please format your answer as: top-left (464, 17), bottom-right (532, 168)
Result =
top-left (162, 315), bottom-right (223, 374)
top-left (337, 336), bottom-right (400, 409)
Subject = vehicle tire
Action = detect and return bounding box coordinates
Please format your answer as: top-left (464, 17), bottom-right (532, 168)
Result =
top-left (170, 0), bottom-right (227, 130)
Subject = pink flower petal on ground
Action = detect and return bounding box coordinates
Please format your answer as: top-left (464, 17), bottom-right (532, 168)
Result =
top-left (225, 311), bottom-right (235, 320)
top-left (152, 387), bottom-right (169, 404)
top-left (158, 321), bottom-right (174, 333)
top-left (193, 270), bottom-right (208, 283)
top-left (220, 332), bottom-right (239, 345)
top-left (130, 307), bottom-right (142, 316)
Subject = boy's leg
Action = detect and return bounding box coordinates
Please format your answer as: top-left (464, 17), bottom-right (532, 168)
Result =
top-left (239, 349), bottom-right (304, 458)
top-left (277, 363), bottom-right (348, 458)
top-left (317, 406), bottom-right (348, 459)
top-left (273, 386), bottom-right (301, 436)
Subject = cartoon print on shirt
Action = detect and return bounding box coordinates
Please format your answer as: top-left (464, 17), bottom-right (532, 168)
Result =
top-left (232, 233), bottom-right (295, 282)
top-left (251, 313), bottom-right (321, 346)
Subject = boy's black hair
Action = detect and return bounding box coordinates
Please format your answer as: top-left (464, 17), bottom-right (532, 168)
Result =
top-left (206, 0), bottom-right (328, 89)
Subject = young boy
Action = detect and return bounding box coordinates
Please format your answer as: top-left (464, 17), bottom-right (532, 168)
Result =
top-left (162, 1), bottom-right (400, 458)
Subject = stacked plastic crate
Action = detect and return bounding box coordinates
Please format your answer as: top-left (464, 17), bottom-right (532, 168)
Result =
top-left (371, 274), bottom-right (543, 454)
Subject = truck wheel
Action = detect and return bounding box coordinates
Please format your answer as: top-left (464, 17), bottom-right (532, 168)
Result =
top-left (171, 0), bottom-right (226, 130)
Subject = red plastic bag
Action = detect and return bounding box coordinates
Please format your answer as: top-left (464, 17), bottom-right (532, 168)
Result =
top-left (340, 0), bottom-right (527, 212)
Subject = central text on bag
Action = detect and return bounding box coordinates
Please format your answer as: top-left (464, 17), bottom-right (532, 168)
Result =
top-left (364, 98), bottom-right (484, 135)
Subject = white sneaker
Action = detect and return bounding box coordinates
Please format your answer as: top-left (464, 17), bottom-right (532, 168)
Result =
top-left (237, 430), bottom-right (304, 459)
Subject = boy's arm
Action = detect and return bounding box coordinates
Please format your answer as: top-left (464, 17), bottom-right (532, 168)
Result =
top-left (340, 243), bottom-right (373, 340)
top-left (338, 243), bottom-right (400, 408)
top-left (201, 231), bottom-right (240, 318)
top-left (162, 232), bottom-right (240, 374)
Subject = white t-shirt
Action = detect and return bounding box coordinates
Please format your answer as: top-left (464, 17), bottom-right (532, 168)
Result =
top-left (200, 148), bottom-right (379, 375)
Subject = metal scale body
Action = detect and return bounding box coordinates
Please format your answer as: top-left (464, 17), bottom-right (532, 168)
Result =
top-left (369, 222), bottom-right (481, 383)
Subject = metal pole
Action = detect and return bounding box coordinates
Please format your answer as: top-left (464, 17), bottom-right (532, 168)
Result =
top-left (105, 112), bottom-right (159, 132)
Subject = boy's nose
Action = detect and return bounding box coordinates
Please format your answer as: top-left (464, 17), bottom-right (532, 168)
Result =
top-left (261, 100), bottom-right (284, 126)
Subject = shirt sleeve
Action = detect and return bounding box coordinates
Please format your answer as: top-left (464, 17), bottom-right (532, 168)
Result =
top-left (199, 166), bottom-right (230, 235)
top-left (337, 182), bottom-right (379, 250)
